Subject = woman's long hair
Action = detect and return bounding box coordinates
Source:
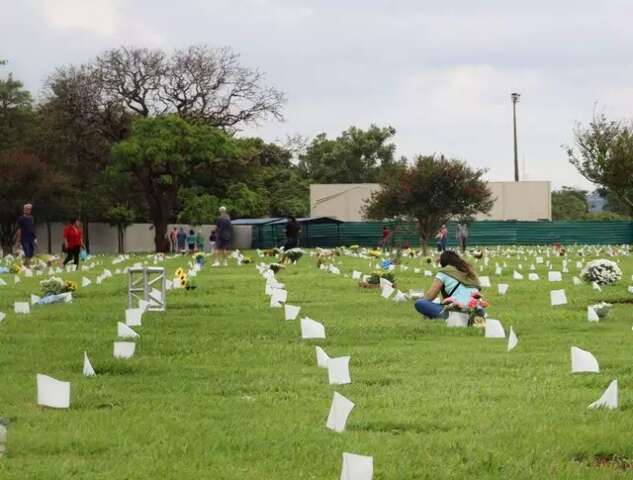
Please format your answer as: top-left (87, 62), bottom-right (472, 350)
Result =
top-left (439, 250), bottom-right (476, 280)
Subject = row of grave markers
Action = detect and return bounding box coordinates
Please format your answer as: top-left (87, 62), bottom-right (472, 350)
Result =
top-left (314, 248), bottom-right (630, 411)
top-left (257, 262), bottom-right (373, 480)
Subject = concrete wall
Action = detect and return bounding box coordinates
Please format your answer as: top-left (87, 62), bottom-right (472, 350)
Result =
top-left (310, 181), bottom-right (551, 222)
top-left (35, 223), bottom-right (252, 254)
top-left (476, 181), bottom-right (551, 221)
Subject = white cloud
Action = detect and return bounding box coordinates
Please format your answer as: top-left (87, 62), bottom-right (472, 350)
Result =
top-left (41, 0), bottom-right (122, 36)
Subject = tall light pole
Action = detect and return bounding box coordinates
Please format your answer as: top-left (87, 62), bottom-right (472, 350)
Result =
top-left (511, 92), bottom-right (521, 182)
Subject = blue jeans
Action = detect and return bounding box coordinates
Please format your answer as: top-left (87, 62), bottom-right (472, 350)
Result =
top-left (415, 299), bottom-right (445, 319)
top-left (21, 240), bottom-right (35, 258)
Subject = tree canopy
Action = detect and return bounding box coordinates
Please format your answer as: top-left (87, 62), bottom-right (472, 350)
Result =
top-left (567, 114), bottom-right (633, 216)
top-left (364, 155), bottom-right (493, 253)
top-left (299, 125), bottom-right (405, 184)
top-left (551, 187), bottom-right (588, 220)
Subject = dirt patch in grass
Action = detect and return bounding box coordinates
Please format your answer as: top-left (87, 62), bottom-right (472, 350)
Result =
top-left (574, 453), bottom-right (633, 470)
top-left (608, 298), bottom-right (633, 305)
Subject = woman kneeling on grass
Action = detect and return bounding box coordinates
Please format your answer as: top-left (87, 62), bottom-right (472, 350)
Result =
top-left (415, 250), bottom-right (481, 319)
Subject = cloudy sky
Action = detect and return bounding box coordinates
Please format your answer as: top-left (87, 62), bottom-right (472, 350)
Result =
top-left (3, 0), bottom-right (633, 190)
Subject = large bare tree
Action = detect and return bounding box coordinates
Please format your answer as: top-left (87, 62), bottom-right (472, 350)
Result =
top-left (95, 45), bottom-right (285, 128)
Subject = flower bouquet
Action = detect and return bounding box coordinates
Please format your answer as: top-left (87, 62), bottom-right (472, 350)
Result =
top-left (316, 248), bottom-right (335, 267)
top-left (361, 270), bottom-right (396, 288)
top-left (40, 277), bottom-right (76, 296)
top-left (194, 252), bottom-right (205, 266)
top-left (9, 261), bottom-right (22, 274)
top-left (174, 268), bottom-right (188, 289)
top-left (269, 263), bottom-right (285, 273)
top-left (581, 259), bottom-right (622, 285)
top-left (281, 248), bottom-right (304, 264)
top-left (589, 302), bottom-right (612, 319)
top-left (441, 290), bottom-right (489, 327)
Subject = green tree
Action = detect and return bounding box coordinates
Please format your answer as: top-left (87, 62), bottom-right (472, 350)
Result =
top-left (237, 137), bottom-right (309, 217)
top-left (0, 150), bottom-right (72, 255)
top-left (363, 155), bottom-right (493, 254)
top-left (567, 114), bottom-right (633, 216)
top-left (0, 62), bottom-right (36, 152)
top-left (110, 115), bottom-right (238, 252)
top-left (601, 189), bottom-right (632, 218)
top-left (222, 183), bottom-right (268, 218)
top-left (551, 187), bottom-right (588, 220)
top-left (177, 188), bottom-right (219, 226)
top-left (38, 66), bottom-right (132, 249)
top-left (298, 125), bottom-right (405, 183)
top-left (103, 205), bottom-right (137, 253)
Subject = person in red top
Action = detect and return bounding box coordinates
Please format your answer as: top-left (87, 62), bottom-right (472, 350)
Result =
top-left (380, 226), bottom-right (391, 251)
top-left (63, 218), bottom-right (84, 267)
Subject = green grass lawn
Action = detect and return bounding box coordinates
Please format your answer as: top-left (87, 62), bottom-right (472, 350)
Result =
top-left (1, 248), bottom-right (633, 479)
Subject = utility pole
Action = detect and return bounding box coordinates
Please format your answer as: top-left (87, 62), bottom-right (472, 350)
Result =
top-left (511, 92), bottom-right (521, 182)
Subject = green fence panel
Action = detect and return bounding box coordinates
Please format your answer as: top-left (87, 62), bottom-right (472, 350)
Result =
top-left (253, 221), bottom-right (633, 249)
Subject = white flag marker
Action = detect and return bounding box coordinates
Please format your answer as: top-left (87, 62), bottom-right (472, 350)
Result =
top-left (550, 289), bottom-right (567, 306)
top-left (571, 346), bottom-right (600, 373)
top-left (117, 322), bottom-right (139, 339)
top-left (36, 374), bottom-right (70, 409)
top-left (326, 392), bottom-right (355, 432)
top-left (340, 452), bottom-right (373, 480)
top-left (83, 352), bottom-right (96, 377)
top-left (507, 327), bottom-right (518, 351)
top-left (300, 318), bottom-right (326, 339)
top-left (284, 304), bottom-right (301, 321)
top-left (125, 308), bottom-right (143, 326)
top-left (14, 302), bottom-right (30, 314)
top-left (113, 341), bottom-right (136, 359)
top-left (327, 356), bottom-right (351, 385)
top-left (485, 319), bottom-right (505, 338)
top-left (316, 346), bottom-right (330, 368)
top-left (588, 380), bottom-right (618, 410)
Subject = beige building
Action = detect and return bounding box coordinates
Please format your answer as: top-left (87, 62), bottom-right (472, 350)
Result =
top-left (310, 181), bottom-right (551, 221)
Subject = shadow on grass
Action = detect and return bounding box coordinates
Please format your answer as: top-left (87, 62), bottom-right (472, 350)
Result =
top-left (354, 419), bottom-right (453, 435)
top-left (93, 361), bottom-right (137, 376)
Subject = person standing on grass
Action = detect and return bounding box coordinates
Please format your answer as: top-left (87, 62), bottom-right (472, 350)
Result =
top-left (195, 230), bottom-right (205, 252)
top-left (283, 216), bottom-right (301, 250)
top-left (435, 224), bottom-right (448, 252)
top-left (209, 229), bottom-right (217, 254)
top-left (187, 229), bottom-right (196, 253)
top-left (380, 226), bottom-right (392, 251)
top-left (15, 203), bottom-right (36, 267)
top-left (169, 227), bottom-right (178, 253)
top-left (456, 223), bottom-right (469, 253)
top-left (414, 250), bottom-right (481, 319)
top-left (214, 206), bottom-right (233, 266)
top-left (62, 218), bottom-right (84, 267)
top-left (176, 226), bottom-right (187, 252)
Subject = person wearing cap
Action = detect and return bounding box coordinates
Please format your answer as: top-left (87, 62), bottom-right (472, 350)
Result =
top-left (15, 204), bottom-right (36, 267)
top-left (214, 206), bottom-right (233, 266)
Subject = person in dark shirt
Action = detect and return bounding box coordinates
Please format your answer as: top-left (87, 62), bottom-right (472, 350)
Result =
top-left (15, 203), bottom-right (36, 267)
top-left (284, 216), bottom-right (301, 250)
top-left (214, 206), bottom-right (232, 266)
top-left (176, 227), bottom-right (187, 252)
